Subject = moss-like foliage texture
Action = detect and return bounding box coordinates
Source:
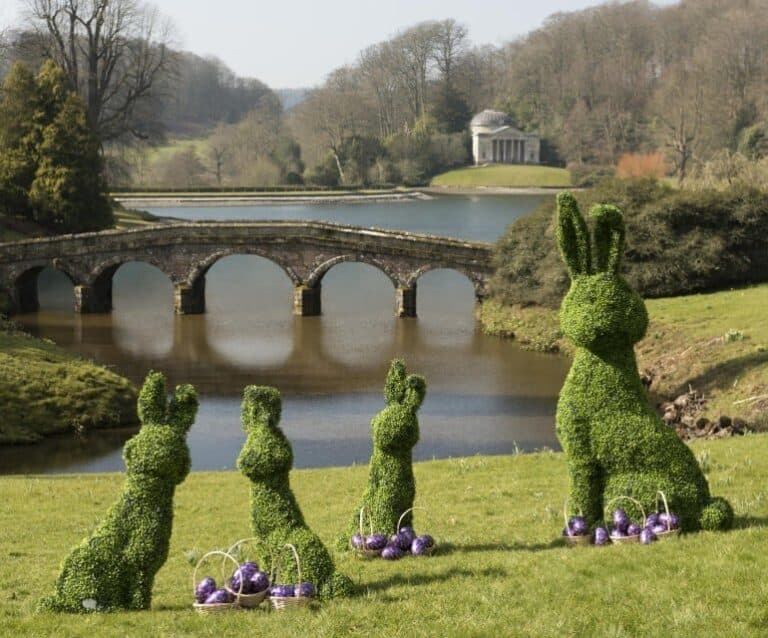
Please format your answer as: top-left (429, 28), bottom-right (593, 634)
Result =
top-left (39, 371), bottom-right (197, 612)
top-left (554, 193), bottom-right (733, 532)
top-left (237, 386), bottom-right (353, 598)
top-left (352, 359), bottom-right (426, 536)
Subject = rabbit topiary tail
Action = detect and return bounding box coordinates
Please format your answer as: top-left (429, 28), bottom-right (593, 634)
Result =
top-left (699, 496), bottom-right (734, 531)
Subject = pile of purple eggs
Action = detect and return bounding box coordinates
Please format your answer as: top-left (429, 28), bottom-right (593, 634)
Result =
top-left (352, 525), bottom-right (435, 560)
top-left (194, 561), bottom-right (270, 605)
top-left (269, 582), bottom-right (316, 598)
top-left (563, 507), bottom-right (680, 546)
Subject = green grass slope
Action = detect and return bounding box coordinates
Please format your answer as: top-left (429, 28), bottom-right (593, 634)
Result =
top-left (0, 324), bottom-right (137, 444)
top-left (431, 164), bottom-right (572, 188)
top-left (480, 283), bottom-right (768, 426)
top-left (2, 437), bottom-right (766, 636)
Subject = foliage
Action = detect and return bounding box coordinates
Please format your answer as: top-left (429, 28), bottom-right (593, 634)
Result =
top-left (0, 324), bottom-right (137, 445)
top-left (39, 372), bottom-right (197, 612)
top-left (352, 360), bottom-right (426, 537)
top-left (616, 153), bottom-right (668, 179)
top-left (0, 61), bottom-right (113, 232)
top-left (236, 386), bottom-right (352, 598)
top-left (554, 193), bottom-right (732, 531)
top-left (492, 178), bottom-right (768, 308)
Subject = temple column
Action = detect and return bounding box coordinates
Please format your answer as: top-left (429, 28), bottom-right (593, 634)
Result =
top-left (293, 284), bottom-right (321, 316)
top-left (174, 277), bottom-right (206, 315)
top-left (395, 285), bottom-right (417, 318)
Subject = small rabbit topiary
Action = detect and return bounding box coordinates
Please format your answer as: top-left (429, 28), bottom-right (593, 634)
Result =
top-left (555, 193), bottom-right (732, 531)
top-left (352, 359), bottom-right (426, 537)
top-left (39, 371), bottom-right (197, 613)
top-left (237, 386), bottom-right (353, 598)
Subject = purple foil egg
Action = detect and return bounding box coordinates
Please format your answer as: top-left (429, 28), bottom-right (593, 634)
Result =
top-left (645, 513), bottom-right (660, 528)
top-left (652, 523), bottom-right (667, 535)
top-left (569, 516), bottom-right (589, 536)
top-left (594, 527), bottom-right (609, 545)
top-left (610, 527), bottom-right (626, 539)
top-left (351, 533), bottom-right (364, 549)
top-left (381, 544), bottom-right (405, 560)
top-left (419, 534), bottom-right (435, 548)
top-left (612, 509), bottom-right (630, 533)
top-left (249, 571), bottom-right (269, 593)
top-left (626, 523), bottom-right (642, 537)
top-left (195, 577), bottom-right (217, 604)
top-left (365, 533), bottom-right (388, 551)
top-left (204, 589), bottom-right (234, 605)
top-left (411, 537), bottom-right (429, 556)
top-left (640, 528), bottom-right (657, 544)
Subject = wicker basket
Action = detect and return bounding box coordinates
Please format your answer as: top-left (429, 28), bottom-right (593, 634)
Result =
top-left (353, 506), bottom-right (383, 559)
top-left (395, 507), bottom-right (434, 555)
top-left (654, 491), bottom-right (681, 541)
top-left (562, 500), bottom-right (591, 546)
top-left (269, 544), bottom-right (313, 611)
top-left (225, 537), bottom-right (270, 608)
top-left (192, 550), bottom-right (240, 614)
top-left (606, 496), bottom-right (646, 544)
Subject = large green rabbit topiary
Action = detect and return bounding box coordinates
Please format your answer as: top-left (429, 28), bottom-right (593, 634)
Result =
top-left (555, 193), bottom-right (733, 532)
top-left (39, 371), bottom-right (198, 612)
top-left (237, 386), bottom-right (353, 598)
top-left (352, 359), bottom-right (426, 537)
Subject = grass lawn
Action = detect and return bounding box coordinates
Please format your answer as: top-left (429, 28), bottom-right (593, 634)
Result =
top-left (1, 436), bottom-right (767, 636)
top-left (431, 165), bottom-right (572, 188)
top-left (0, 323), bottom-right (137, 444)
top-left (480, 283), bottom-right (768, 426)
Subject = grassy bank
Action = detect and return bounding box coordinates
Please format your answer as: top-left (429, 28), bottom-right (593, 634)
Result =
top-left (1, 437), bottom-right (766, 636)
top-left (431, 164), bottom-right (572, 188)
top-left (0, 321), bottom-right (137, 444)
top-left (480, 284), bottom-right (768, 425)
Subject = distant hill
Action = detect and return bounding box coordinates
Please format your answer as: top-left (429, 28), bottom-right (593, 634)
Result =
top-left (276, 88), bottom-right (310, 111)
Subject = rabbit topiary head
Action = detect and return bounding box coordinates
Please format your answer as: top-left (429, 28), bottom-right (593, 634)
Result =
top-left (373, 359), bottom-right (425, 453)
top-left (556, 192), bottom-right (648, 351)
top-left (123, 371), bottom-right (197, 485)
top-left (237, 385), bottom-right (292, 480)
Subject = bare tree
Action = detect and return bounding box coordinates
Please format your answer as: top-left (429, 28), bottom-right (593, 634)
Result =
top-left (433, 19), bottom-right (467, 88)
top-left (26, 0), bottom-right (175, 141)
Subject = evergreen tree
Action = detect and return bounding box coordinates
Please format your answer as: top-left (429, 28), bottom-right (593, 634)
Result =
top-left (0, 60), bottom-right (113, 232)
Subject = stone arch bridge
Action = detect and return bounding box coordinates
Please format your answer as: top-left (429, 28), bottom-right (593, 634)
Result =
top-left (0, 221), bottom-right (495, 317)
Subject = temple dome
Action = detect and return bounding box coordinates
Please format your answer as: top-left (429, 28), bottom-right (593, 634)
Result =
top-left (470, 110), bottom-right (514, 129)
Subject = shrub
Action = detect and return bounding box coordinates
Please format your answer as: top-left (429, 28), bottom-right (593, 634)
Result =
top-left (491, 178), bottom-right (768, 308)
top-left (555, 193), bottom-right (732, 531)
top-left (350, 360), bottom-right (426, 538)
top-left (39, 371), bottom-right (198, 612)
top-left (616, 152), bottom-right (668, 179)
top-left (236, 386), bottom-right (352, 598)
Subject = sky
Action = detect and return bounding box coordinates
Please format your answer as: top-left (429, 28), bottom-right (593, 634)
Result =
top-left (1, 0), bottom-right (679, 89)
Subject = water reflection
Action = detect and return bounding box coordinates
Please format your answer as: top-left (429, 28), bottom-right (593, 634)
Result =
top-left (7, 198), bottom-right (570, 473)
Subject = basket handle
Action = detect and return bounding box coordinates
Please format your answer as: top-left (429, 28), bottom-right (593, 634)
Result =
top-left (395, 506), bottom-right (425, 534)
top-left (358, 506), bottom-right (373, 538)
top-left (655, 491), bottom-right (672, 530)
top-left (192, 550), bottom-right (242, 599)
top-left (269, 543), bottom-right (303, 597)
top-left (606, 496), bottom-right (647, 526)
top-left (562, 499), bottom-right (584, 528)
top-left (226, 536), bottom-right (266, 563)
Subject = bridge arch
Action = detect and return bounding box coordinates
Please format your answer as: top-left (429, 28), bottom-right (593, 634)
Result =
top-left (8, 261), bottom-right (78, 313)
top-left (406, 264), bottom-right (489, 301)
top-left (184, 249), bottom-right (301, 288)
top-left (306, 255), bottom-right (401, 289)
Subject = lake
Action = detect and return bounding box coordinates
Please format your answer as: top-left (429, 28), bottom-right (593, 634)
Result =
top-left (2, 194), bottom-right (570, 474)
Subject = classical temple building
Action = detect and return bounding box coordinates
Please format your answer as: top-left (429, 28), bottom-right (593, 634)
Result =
top-left (470, 110), bottom-right (541, 165)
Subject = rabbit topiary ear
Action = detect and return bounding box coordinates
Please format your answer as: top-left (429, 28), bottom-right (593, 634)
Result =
top-left (241, 385), bottom-right (282, 429)
top-left (384, 359), bottom-right (407, 405)
top-left (556, 192), bottom-right (592, 278)
top-left (137, 370), bottom-right (167, 425)
top-left (167, 384), bottom-right (198, 432)
top-left (590, 204), bottom-right (626, 274)
top-left (404, 374), bottom-right (426, 411)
